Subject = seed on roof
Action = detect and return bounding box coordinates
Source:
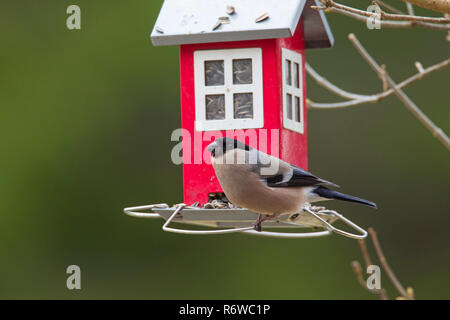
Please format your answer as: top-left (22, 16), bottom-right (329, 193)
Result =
top-left (155, 26), bottom-right (164, 33)
top-left (218, 16), bottom-right (231, 24)
top-left (212, 21), bottom-right (223, 31)
top-left (226, 5), bottom-right (235, 15)
top-left (255, 12), bottom-right (269, 23)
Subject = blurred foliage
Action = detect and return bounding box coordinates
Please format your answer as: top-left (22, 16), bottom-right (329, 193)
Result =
top-left (0, 1), bottom-right (448, 299)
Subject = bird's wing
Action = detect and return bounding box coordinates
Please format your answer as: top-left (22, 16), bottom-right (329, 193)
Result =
top-left (251, 150), bottom-right (339, 188)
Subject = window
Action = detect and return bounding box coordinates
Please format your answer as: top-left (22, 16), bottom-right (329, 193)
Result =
top-left (193, 48), bottom-right (263, 131)
top-left (282, 48), bottom-right (304, 134)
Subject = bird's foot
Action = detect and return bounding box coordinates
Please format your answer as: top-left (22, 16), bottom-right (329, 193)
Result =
top-left (252, 213), bottom-right (279, 232)
top-left (253, 214), bottom-right (264, 232)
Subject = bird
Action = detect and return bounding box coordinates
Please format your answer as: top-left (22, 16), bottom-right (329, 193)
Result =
top-left (206, 137), bottom-right (377, 231)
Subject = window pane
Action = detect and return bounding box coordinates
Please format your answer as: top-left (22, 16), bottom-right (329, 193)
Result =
top-left (205, 94), bottom-right (225, 120)
top-left (294, 96), bottom-right (300, 122)
top-left (285, 59), bottom-right (292, 85)
top-left (233, 59), bottom-right (252, 84)
top-left (233, 93), bottom-right (253, 119)
top-left (205, 60), bottom-right (224, 86)
top-left (294, 62), bottom-right (299, 88)
top-left (286, 93), bottom-right (292, 120)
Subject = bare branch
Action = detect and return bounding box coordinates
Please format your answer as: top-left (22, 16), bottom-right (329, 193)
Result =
top-left (306, 58), bottom-right (450, 109)
top-left (414, 61), bottom-right (425, 73)
top-left (375, 0), bottom-right (404, 14)
top-left (445, 13), bottom-right (450, 40)
top-left (305, 63), bottom-right (369, 100)
top-left (406, 2), bottom-right (416, 15)
top-left (351, 261), bottom-right (368, 289)
top-left (316, 0), bottom-right (450, 23)
top-left (312, 0), bottom-right (450, 30)
top-left (348, 33), bottom-right (450, 150)
top-left (316, 6), bottom-right (450, 30)
top-left (368, 228), bottom-right (410, 299)
top-left (351, 261), bottom-right (389, 299)
top-left (407, 287), bottom-right (415, 299)
top-left (352, 240), bottom-right (389, 299)
top-left (307, 99), bottom-right (372, 109)
top-left (322, 6), bottom-right (416, 28)
top-left (358, 239), bottom-right (373, 268)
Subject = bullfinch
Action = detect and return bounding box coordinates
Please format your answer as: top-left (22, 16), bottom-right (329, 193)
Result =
top-left (207, 137), bottom-right (377, 231)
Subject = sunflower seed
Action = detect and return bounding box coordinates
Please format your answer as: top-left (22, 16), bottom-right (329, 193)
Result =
top-left (255, 12), bottom-right (269, 23)
top-left (226, 5), bottom-right (235, 15)
top-left (212, 20), bottom-right (222, 31)
top-left (155, 26), bottom-right (164, 33)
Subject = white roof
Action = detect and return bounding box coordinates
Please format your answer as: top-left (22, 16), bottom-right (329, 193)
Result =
top-left (151, 0), bottom-right (334, 49)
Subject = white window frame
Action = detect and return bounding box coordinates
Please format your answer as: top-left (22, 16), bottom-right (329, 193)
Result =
top-left (193, 48), bottom-right (264, 131)
top-left (282, 48), bottom-right (304, 134)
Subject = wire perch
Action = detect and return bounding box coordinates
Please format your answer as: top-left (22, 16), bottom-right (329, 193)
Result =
top-left (123, 202), bottom-right (367, 240)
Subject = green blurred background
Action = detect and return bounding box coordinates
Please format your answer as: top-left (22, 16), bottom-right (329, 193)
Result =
top-left (0, 1), bottom-right (449, 299)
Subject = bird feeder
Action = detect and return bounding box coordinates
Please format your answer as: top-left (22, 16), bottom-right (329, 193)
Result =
top-left (124, 0), bottom-right (368, 239)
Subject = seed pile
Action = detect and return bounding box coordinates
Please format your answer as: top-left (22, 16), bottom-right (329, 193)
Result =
top-left (202, 199), bottom-right (238, 209)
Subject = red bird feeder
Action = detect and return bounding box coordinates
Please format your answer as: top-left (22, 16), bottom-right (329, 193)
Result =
top-left (124, 0), bottom-right (368, 239)
top-left (152, 0), bottom-right (334, 205)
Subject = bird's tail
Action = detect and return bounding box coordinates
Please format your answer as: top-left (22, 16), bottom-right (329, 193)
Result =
top-left (313, 186), bottom-right (377, 208)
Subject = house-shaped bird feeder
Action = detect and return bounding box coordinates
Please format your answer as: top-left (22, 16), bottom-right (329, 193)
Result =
top-left (124, 0), bottom-right (368, 239)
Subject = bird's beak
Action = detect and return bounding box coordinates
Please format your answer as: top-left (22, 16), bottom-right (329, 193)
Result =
top-left (207, 140), bottom-right (218, 154)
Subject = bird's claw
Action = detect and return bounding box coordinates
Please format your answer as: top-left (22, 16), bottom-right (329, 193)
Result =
top-left (253, 214), bottom-right (264, 232)
top-left (253, 221), bottom-right (262, 232)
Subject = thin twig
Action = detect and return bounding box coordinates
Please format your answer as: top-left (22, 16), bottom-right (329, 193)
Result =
top-left (351, 261), bottom-right (368, 289)
top-left (380, 64), bottom-right (388, 92)
top-left (358, 239), bottom-right (373, 268)
top-left (305, 63), bottom-right (369, 100)
top-left (316, 0), bottom-right (450, 23)
top-left (445, 13), bottom-right (450, 40)
top-left (315, 6), bottom-right (415, 28)
top-left (407, 287), bottom-right (415, 299)
top-left (351, 261), bottom-right (389, 299)
top-left (306, 58), bottom-right (450, 109)
top-left (406, 2), bottom-right (416, 15)
top-left (312, 0), bottom-right (450, 30)
top-left (368, 228), bottom-right (410, 299)
top-left (353, 239), bottom-right (389, 299)
top-left (323, 6), bottom-right (450, 30)
top-left (375, 0), bottom-right (404, 14)
top-left (348, 33), bottom-right (450, 150)
top-left (415, 61), bottom-right (425, 73)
